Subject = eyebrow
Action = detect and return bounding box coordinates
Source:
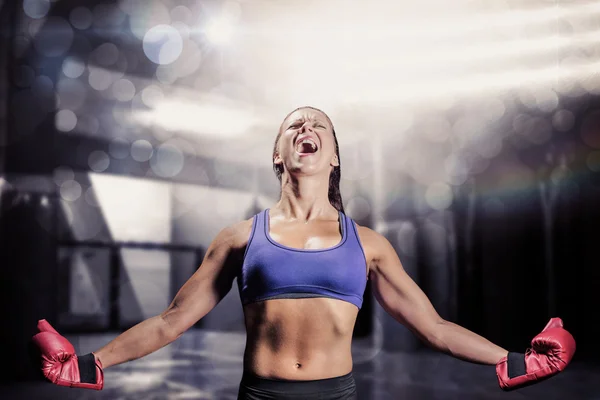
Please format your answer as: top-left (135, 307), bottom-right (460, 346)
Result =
top-left (287, 118), bottom-right (329, 128)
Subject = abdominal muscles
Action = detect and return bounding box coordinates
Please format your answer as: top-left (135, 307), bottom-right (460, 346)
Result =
top-left (243, 297), bottom-right (359, 380)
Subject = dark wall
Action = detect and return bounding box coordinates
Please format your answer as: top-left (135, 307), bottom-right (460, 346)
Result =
top-left (0, 0), bottom-right (59, 383)
top-left (0, 190), bottom-right (59, 382)
top-left (454, 154), bottom-right (599, 362)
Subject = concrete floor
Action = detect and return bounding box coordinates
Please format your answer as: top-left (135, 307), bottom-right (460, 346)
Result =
top-left (2, 330), bottom-right (598, 399)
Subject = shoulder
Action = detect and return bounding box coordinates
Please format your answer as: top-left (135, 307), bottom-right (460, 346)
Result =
top-left (203, 218), bottom-right (254, 265)
top-left (354, 223), bottom-right (402, 277)
top-left (218, 218), bottom-right (254, 251)
top-left (354, 223), bottom-right (393, 265)
top-left (354, 223), bottom-right (385, 247)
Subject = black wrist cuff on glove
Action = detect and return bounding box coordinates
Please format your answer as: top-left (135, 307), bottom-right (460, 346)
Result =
top-left (78, 353), bottom-right (97, 383)
top-left (507, 352), bottom-right (526, 378)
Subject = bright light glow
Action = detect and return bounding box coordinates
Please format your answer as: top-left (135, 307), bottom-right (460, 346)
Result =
top-left (229, 0), bottom-right (600, 110)
top-left (62, 0), bottom-right (600, 171)
top-left (205, 17), bottom-right (234, 45)
top-left (340, 31), bottom-right (600, 73)
top-left (425, 182), bottom-right (453, 210)
top-left (246, 1), bottom-right (600, 41)
top-left (143, 24), bottom-right (183, 65)
top-left (132, 95), bottom-right (261, 138)
top-left (349, 60), bottom-right (600, 105)
top-left (88, 173), bottom-right (171, 243)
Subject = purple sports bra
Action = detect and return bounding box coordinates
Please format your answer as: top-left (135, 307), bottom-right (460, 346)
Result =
top-left (237, 209), bottom-right (368, 309)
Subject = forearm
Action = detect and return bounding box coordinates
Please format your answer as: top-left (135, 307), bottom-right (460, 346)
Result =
top-left (431, 320), bottom-right (508, 365)
top-left (93, 315), bottom-right (178, 369)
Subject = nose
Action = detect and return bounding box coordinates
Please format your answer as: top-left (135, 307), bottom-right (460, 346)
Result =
top-left (300, 122), bottom-right (314, 133)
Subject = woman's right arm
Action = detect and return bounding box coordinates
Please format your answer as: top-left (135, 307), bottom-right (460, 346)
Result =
top-left (93, 222), bottom-right (247, 369)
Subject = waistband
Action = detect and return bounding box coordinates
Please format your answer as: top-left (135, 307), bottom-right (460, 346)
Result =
top-left (240, 371), bottom-right (356, 394)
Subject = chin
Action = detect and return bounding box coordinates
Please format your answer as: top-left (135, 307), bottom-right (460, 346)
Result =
top-left (292, 166), bottom-right (330, 177)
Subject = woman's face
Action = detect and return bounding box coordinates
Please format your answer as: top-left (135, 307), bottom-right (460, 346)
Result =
top-left (274, 108), bottom-right (339, 178)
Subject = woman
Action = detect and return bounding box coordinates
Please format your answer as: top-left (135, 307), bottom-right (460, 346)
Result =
top-left (33, 107), bottom-right (575, 399)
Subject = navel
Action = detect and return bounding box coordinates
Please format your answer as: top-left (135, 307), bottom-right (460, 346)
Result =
top-left (295, 362), bottom-right (302, 369)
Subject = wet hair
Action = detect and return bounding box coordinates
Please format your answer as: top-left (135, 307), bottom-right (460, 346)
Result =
top-left (272, 106), bottom-right (344, 213)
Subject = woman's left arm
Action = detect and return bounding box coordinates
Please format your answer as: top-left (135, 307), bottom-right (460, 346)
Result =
top-left (365, 227), bottom-right (507, 365)
top-left (363, 227), bottom-right (576, 390)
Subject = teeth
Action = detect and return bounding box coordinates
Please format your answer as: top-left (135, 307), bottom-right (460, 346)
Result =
top-left (297, 139), bottom-right (317, 151)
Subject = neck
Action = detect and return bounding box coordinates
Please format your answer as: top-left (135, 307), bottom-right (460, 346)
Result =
top-left (275, 173), bottom-right (337, 222)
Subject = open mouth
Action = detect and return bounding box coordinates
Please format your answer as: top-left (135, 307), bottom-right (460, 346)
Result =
top-left (295, 137), bottom-right (319, 155)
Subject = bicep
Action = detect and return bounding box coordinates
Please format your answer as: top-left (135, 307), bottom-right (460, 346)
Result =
top-left (161, 227), bottom-right (240, 336)
top-left (370, 233), bottom-right (443, 343)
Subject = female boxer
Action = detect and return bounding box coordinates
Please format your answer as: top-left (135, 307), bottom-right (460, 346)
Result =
top-left (33, 107), bottom-right (575, 399)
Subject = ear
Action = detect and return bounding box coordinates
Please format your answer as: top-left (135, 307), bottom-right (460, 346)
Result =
top-left (330, 154), bottom-right (339, 167)
top-left (273, 152), bottom-right (283, 166)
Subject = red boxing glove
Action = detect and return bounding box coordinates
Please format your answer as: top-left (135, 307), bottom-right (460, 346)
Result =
top-left (496, 317), bottom-right (575, 391)
top-left (31, 319), bottom-right (104, 390)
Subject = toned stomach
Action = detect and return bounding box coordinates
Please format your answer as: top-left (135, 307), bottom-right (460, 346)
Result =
top-left (242, 297), bottom-right (359, 380)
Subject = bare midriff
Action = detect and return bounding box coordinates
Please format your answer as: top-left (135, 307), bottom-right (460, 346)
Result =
top-left (242, 297), bottom-right (359, 381)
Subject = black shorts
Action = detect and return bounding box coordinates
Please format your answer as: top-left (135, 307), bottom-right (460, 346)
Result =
top-left (237, 371), bottom-right (358, 400)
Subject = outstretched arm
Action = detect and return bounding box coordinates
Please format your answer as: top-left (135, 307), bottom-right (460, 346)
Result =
top-left (32, 222), bottom-right (249, 390)
top-left (366, 228), bottom-right (507, 365)
top-left (364, 227), bottom-right (575, 391)
top-left (93, 224), bottom-right (244, 368)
